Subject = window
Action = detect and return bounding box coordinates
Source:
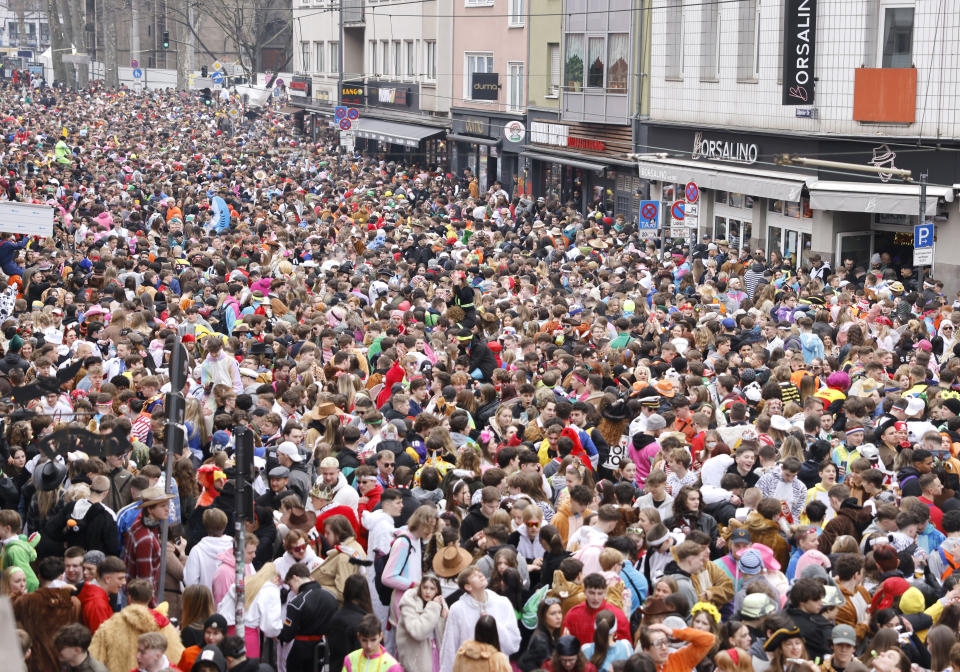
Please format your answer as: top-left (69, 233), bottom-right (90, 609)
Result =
top-left (736, 0), bottom-right (759, 80)
top-left (381, 40), bottom-right (390, 75)
top-left (425, 41), bottom-right (437, 80)
top-left (315, 41), bottom-right (324, 72)
top-left (464, 51), bottom-right (494, 100)
top-left (700, 0), bottom-right (720, 79)
top-left (393, 41), bottom-right (401, 77)
top-left (565, 34), bottom-right (584, 91)
top-left (508, 0), bottom-right (525, 26)
top-left (507, 61), bottom-right (524, 112)
top-left (665, 0), bottom-right (683, 78)
top-left (547, 43), bottom-right (560, 95)
top-left (587, 37), bottom-right (604, 88)
top-left (606, 33), bottom-right (628, 93)
top-left (300, 41), bottom-right (311, 72)
top-left (879, 2), bottom-right (914, 67)
top-left (330, 42), bottom-right (340, 73)
top-left (370, 41), bottom-right (377, 75)
top-left (405, 40), bottom-right (414, 77)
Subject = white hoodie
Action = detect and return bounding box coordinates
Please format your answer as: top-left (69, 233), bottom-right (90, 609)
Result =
top-left (184, 535), bottom-right (234, 588)
top-left (439, 590), bottom-right (520, 672)
top-left (331, 471), bottom-right (360, 513)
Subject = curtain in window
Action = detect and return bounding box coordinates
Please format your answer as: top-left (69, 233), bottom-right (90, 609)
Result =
top-left (588, 37), bottom-right (604, 88)
top-left (607, 33), bottom-right (628, 93)
top-left (565, 35), bottom-right (584, 91)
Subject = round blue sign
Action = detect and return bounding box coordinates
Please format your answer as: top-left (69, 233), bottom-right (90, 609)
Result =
top-left (211, 71), bottom-right (224, 83)
top-left (672, 201), bottom-right (685, 221)
top-left (685, 182), bottom-right (699, 203)
top-left (132, 68), bottom-right (143, 79)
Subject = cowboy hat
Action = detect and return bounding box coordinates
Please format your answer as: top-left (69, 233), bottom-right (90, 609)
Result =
top-left (305, 401), bottom-right (338, 422)
top-left (138, 486), bottom-right (176, 507)
top-left (35, 459), bottom-right (67, 492)
top-left (432, 544), bottom-right (473, 578)
top-left (287, 507), bottom-right (317, 533)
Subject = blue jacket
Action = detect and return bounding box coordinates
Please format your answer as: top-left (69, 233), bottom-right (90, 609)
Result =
top-left (0, 238), bottom-right (26, 277)
top-left (620, 563), bottom-right (648, 616)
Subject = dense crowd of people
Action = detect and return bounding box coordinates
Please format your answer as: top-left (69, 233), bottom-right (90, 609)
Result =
top-left (0, 78), bottom-right (959, 672)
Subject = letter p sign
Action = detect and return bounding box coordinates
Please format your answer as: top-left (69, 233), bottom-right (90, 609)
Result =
top-left (915, 222), bottom-right (933, 249)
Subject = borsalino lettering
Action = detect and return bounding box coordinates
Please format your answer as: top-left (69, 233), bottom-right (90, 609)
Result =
top-left (781, 0), bottom-right (817, 105)
top-left (692, 131), bottom-right (758, 165)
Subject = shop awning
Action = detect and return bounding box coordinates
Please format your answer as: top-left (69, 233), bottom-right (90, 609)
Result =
top-left (448, 133), bottom-right (499, 147)
top-left (524, 150), bottom-right (606, 173)
top-left (353, 119), bottom-right (445, 148)
top-left (277, 105), bottom-right (301, 114)
top-left (632, 156), bottom-right (811, 202)
top-left (808, 181), bottom-right (954, 216)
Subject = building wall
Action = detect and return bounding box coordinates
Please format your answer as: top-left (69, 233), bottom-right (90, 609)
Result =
top-left (452, 0), bottom-right (528, 113)
top-left (649, 0), bottom-right (960, 139)
top-left (527, 0), bottom-right (561, 110)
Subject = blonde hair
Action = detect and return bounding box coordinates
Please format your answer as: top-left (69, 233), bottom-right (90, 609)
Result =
top-left (244, 562), bottom-right (278, 609)
top-left (598, 547), bottom-right (624, 572)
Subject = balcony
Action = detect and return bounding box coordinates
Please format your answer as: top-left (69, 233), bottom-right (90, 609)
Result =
top-left (853, 68), bottom-right (917, 124)
top-left (343, 0), bottom-right (364, 26)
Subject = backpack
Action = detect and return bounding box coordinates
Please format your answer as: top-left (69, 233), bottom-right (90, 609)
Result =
top-left (374, 536), bottom-right (412, 606)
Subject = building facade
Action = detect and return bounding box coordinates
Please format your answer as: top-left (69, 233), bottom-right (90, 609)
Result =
top-left (641, 0), bottom-right (960, 285)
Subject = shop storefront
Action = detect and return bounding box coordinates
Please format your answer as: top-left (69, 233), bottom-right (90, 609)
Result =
top-left (448, 110), bottom-right (525, 194)
top-left (636, 123), bottom-right (958, 275)
top-left (522, 110), bottom-right (645, 219)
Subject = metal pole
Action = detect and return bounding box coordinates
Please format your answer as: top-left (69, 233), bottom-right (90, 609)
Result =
top-left (919, 171), bottom-right (928, 289)
top-left (158, 345), bottom-right (187, 604)
top-left (338, 0), bottom-right (344, 104)
top-left (234, 427), bottom-right (253, 644)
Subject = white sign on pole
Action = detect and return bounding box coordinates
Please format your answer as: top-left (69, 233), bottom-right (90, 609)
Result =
top-left (340, 131), bottom-right (355, 152)
top-left (914, 247), bottom-right (933, 266)
top-left (0, 202), bottom-right (54, 237)
top-left (685, 202), bottom-right (699, 229)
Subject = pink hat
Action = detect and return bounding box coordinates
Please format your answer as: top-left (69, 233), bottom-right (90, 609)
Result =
top-left (795, 549), bottom-right (831, 577)
top-left (914, 339), bottom-right (933, 352)
top-left (749, 543), bottom-right (782, 573)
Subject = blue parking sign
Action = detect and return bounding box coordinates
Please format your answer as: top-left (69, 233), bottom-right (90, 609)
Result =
top-left (915, 222), bottom-right (933, 248)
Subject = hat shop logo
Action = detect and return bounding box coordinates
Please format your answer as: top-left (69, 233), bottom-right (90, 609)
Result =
top-left (692, 132), bottom-right (759, 165)
top-left (869, 144), bottom-right (898, 183)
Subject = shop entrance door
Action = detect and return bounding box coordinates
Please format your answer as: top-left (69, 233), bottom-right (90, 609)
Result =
top-left (835, 232), bottom-right (873, 271)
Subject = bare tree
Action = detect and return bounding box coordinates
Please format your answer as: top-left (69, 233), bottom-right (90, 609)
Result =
top-left (46, 0), bottom-right (66, 83)
top-left (188, 0), bottom-right (291, 80)
top-left (173, 0), bottom-right (189, 89)
top-left (101, 0), bottom-right (118, 86)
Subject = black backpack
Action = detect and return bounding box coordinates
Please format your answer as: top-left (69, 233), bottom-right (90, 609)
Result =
top-left (374, 536), bottom-right (413, 606)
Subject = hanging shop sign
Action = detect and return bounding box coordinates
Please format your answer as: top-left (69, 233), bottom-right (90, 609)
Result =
top-left (471, 73), bottom-right (500, 101)
top-left (782, 0), bottom-right (817, 105)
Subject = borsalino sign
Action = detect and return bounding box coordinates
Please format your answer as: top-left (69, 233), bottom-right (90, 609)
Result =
top-left (782, 0), bottom-right (817, 105)
top-left (692, 131), bottom-right (759, 165)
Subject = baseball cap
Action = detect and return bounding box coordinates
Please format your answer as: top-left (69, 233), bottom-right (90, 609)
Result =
top-left (831, 624), bottom-right (856, 646)
top-left (277, 442), bottom-right (303, 462)
top-left (729, 529), bottom-right (751, 545)
top-left (722, 318), bottom-right (736, 329)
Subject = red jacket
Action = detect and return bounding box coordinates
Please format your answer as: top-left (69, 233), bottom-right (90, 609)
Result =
top-left (562, 600), bottom-right (631, 645)
top-left (357, 485), bottom-right (383, 550)
top-left (78, 582), bottom-right (113, 634)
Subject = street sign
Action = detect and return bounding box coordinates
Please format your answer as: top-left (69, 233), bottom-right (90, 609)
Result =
top-left (273, 87), bottom-right (281, 98)
top-left (130, 59), bottom-right (139, 69)
top-left (132, 68), bottom-right (143, 79)
top-left (685, 182), bottom-right (699, 203)
top-left (341, 131), bottom-right (355, 152)
top-left (275, 78), bottom-right (284, 87)
top-left (335, 106), bottom-right (347, 119)
top-left (339, 118), bottom-right (352, 130)
top-left (685, 202), bottom-right (699, 229)
top-left (914, 248), bottom-right (933, 266)
top-left (915, 222), bottom-right (933, 248)
top-left (347, 108), bottom-right (359, 120)
top-left (671, 201), bottom-right (685, 221)
top-left (17, 50), bottom-right (32, 59)
top-left (212, 61), bottom-right (223, 71)
top-left (638, 200), bottom-right (659, 230)
top-left (211, 71), bottom-right (224, 84)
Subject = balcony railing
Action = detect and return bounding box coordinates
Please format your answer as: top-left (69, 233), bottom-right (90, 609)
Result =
top-left (343, 0), bottom-right (364, 25)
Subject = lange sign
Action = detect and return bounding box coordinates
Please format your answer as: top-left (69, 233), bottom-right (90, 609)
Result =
top-left (782, 0), bottom-right (817, 105)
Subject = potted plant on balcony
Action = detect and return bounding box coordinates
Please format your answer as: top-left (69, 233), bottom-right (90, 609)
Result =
top-left (565, 54), bottom-right (583, 92)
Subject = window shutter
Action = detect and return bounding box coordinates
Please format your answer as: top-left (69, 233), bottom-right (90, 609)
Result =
top-left (550, 44), bottom-right (561, 94)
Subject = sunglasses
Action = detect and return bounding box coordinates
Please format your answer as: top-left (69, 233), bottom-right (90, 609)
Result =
top-left (527, 521), bottom-right (541, 529)
top-left (292, 544), bottom-right (307, 552)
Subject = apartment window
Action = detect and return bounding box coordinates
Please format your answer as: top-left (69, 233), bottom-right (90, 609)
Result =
top-left (548, 42), bottom-right (560, 95)
top-left (607, 33), bottom-right (628, 93)
top-left (381, 40), bottom-right (390, 75)
top-left (507, 61), bottom-right (524, 111)
top-left (425, 40), bottom-right (437, 80)
top-left (736, 0), bottom-right (758, 81)
top-left (879, 2), bottom-right (914, 67)
top-left (405, 40), bottom-right (414, 77)
top-left (370, 41), bottom-right (377, 75)
top-left (300, 41), bottom-right (311, 72)
top-left (508, 0), bottom-right (525, 26)
top-left (665, 0), bottom-right (683, 78)
top-left (393, 41), bottom-right (401, 77)
top-left (700, 0), bottom-right (720, 80)
top-left (464, 52), bottom-right (494, 100)
top-left (330, 41), bottom-right (340, 73)
top-left (315, 41), bottom-right (324, 72)
top-left (587, 37), bottom-right (604, 88)
top-left (565, 34), bottom-right (584, 91)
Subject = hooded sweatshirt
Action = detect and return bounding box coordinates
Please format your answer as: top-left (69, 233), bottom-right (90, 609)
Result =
top-left (211, 547), bottom-right (254, 607)
top-left (439, 590), bottom-right (521, 672)
top-left (1, 534), bottom-right (38, 592)
top-left (184, 534), bottom-right (234, 588)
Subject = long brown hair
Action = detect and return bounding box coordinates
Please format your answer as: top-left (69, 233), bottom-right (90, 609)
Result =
top-left (181, 584), bottom-right (214, 629)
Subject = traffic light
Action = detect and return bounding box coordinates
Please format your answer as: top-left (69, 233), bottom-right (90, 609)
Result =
top-left (162, 31), bottom-right (170, 49)
top-left (201, 87), bottom-right (212, 105)
top-left (201, 65), bottom-right (208, 78)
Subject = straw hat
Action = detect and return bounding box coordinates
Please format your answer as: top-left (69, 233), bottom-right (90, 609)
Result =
top-left (138, 486), bottom-right (175, 507)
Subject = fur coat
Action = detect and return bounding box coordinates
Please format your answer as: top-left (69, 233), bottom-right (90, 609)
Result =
top-left (396, 586), bottom-right (447, 672)
top-left (13, 587), bottom-right (81, 672)
top-left (88, 604), bottom-right (185, 672)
